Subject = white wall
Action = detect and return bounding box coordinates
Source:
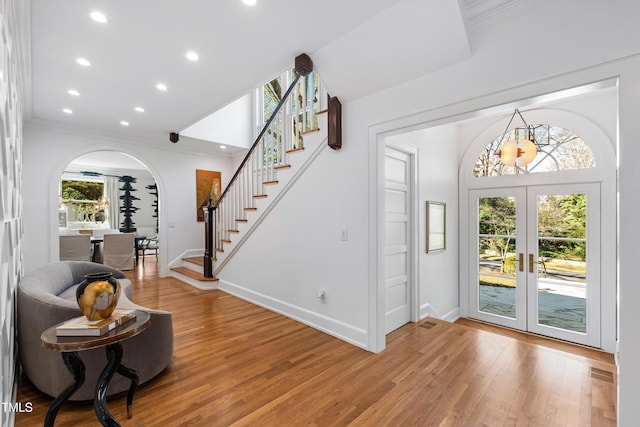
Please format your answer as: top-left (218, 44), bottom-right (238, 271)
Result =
top-left (22, 124), bottom-right (236, 275)
top-left (387, 125), bottom-right (460, 321)
top-left (235, 1), bottom-right (638, 421)
top-left (181, 92), bottom-right (254, 148)
top-left (0, 0), bottom-right (25, 424)
top-left (219, 134), bottom-right (371, 348)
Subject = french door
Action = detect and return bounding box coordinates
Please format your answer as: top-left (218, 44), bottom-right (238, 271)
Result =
top-left (469, 183), bottom-right (601, 347)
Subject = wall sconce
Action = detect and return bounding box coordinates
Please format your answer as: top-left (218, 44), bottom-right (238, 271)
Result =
top-left (498, 109), bottom-right (538, 167)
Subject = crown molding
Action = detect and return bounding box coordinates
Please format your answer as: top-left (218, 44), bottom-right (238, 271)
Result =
top-left (461, 0), bottom-right (554, 32)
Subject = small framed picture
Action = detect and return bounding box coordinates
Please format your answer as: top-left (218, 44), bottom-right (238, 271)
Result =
top-left (426, 201), bottom-right (446, 253)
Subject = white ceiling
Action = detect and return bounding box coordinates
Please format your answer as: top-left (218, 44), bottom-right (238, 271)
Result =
top-left (28, 0), bottom-right (533, 145)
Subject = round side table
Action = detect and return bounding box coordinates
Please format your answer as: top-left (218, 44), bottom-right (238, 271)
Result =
top-left (41, 310), bottom-right (150, 427)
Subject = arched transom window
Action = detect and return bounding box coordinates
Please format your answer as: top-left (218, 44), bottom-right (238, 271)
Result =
top-left (473, 125), bottom-right (596, 177)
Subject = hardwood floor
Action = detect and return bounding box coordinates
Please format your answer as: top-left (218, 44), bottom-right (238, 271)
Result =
top-left (16, 258), bottom-right (616, 426)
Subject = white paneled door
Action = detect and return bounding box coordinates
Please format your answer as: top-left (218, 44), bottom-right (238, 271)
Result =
top-left (384, 147), bottom-right (412, 334)
top-left (469, 184), bottom-right (601, 347)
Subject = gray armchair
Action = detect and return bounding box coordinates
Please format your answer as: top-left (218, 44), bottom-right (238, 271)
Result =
top-left (17, 261), bottom-right (173, 401)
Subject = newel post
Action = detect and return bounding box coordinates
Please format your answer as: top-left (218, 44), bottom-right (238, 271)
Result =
top-left (203, 204), bottom-right (215, 278)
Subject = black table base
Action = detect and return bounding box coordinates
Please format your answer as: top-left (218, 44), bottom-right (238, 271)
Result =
top-left (44, 352), bottom-right (85, 426)
top-left (45, 343), bottom-right (139, 427)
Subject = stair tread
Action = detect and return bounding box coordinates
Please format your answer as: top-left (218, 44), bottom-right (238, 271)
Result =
top-left (183, 256), bottom-right (217, 265)
top-left (253, 194), bottom-right (268, 199)
top-left (171, 267), bottom-right (219, 282)
top-left (301, 128), bottom-right (320, 136)
top-left (263, 180), bottom-right (279, 185)
top-left (286, 147), bottom-right (305, 154)
top-left (274, 164), bottom-right (291, 170)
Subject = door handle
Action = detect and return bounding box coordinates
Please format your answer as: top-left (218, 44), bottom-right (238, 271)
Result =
top-left (518, 253), bottom-right (524, 272)
top-left (529, 253), bottom-right (534, 273)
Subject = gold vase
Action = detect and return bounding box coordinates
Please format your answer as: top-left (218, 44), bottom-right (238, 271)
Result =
top-left (76, 272), bottom-right (121, 320)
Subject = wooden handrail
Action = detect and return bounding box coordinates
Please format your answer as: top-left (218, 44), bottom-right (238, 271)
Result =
top-left (203, 54), bottom-right (314, 277)
top-left (212, 53), bottom-right (313, 211)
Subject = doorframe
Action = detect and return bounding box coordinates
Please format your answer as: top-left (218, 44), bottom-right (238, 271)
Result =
top-left (369, 130), bottom-right (420, 352)
top-left (49, 146), bottom-right (169, 277)
top-left (459, 108), bottom-right (617, 352)
top-left (468, 183), bottom-right (603, 348)
top-left (366, 80), bottom-right (617, 354)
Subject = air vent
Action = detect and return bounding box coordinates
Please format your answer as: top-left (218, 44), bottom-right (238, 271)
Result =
top-left (590, 367), bottom-right (614, 383)
top-left (419, 320), bottom-right (438, 330)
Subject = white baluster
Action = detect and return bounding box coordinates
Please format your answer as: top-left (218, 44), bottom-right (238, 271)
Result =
top-left (302, 75), bottom-right (308, 134)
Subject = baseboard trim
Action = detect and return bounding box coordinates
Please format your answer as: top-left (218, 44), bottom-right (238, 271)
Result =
top-left (218, 279), bottom-right (369, 350)
top-left (441, 307), bottom-right (461, 323)
top-left (420, 303), bottom-right (460, 323)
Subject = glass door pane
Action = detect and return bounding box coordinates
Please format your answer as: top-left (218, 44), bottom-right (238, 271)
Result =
top-left (527, 184), bottom-right (600, 348)
top-left (470, 188), bottom-right (527, 331)
top-left (478, 197), bottom-right (518, 319)
top-left (536, 194), bottom-right (587, 333)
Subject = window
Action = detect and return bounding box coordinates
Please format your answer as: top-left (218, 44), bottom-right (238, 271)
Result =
top-left (473, 125), bottom-right (595, 177)
top-left (263, 76), bottom-right (283, 125)
top-left (291, 68), bottom-right (320, 148)
top-left (60, 179), bottom-right (106, 223)
top-left (259, 68), bottom-right (322, 164)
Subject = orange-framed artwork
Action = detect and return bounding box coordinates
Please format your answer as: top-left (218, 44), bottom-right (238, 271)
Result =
top-left (196, 169), bottom-right (221, 222)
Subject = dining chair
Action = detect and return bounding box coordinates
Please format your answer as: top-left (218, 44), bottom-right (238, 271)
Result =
top-left (140, 236), bottom-right (159, 264)
top-left (102, 233), bottom-right (136, 270)
top-left (92, 229), bottom-right (120, 263)
top-left (59, 235), bottom-right (91, 262)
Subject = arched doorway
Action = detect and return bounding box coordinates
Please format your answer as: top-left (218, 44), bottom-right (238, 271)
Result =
top-left (56, 151), bottom-right (161, 267)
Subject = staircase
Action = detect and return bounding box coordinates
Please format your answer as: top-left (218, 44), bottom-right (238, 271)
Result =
top-left (169, 54), bottom-right (337, 289)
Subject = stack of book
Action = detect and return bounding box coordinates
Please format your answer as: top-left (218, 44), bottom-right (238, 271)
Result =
top-left (56, 309), bottom-right (137, 337)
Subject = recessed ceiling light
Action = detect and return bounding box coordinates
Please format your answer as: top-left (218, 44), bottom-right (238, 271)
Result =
top-left (220, 145), bottom-right (227, 150)
top-left (242, 0), bottom-right (257, 5)
top-left (156, 83), bottom-right (168, 91)
top-left (90, 11), bottom-right (108, 23)
top-left (134, 107), bottom-right (144, 112)
top-left (63, 108), bottom-right (73, 114)
top-left (76, 57), bottom-right (91, 67)
top-left (186, 51), bottom-right (199, 61)
top-left (68, 89), bottom-right (80, 96)
top-left (120, 121), bottom-right (130, 126)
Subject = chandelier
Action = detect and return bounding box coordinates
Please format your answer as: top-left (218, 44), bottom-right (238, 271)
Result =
top-left (498, 109), bottom-right (538, 167)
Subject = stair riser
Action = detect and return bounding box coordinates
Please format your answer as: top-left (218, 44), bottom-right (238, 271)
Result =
top-left (182, 260), bottom-right (205, 273)
top-left (169, 271), bottom-right (219, 290)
